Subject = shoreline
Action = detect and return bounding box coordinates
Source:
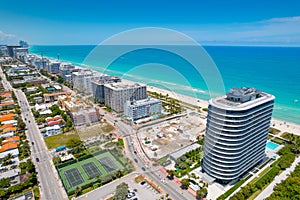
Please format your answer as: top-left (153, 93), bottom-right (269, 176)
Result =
top-left (31, 54), bottom-right (300, 135)
top-left (146, 84), bottom-right (300, 136)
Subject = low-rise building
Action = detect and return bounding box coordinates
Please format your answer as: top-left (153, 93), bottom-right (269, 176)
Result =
top-left (45, 115), bottom-right (65, 127)
top-left (71, 107), bottom-right (99, 126)
top-left (45, 125), bottom-right (61, 137)
top-left (58, 94), bottom-right (86, 112)
top-left (26, 86), bottom-right (37, 92)
top-left (43, 92), bottom-right (68, 102)
top-left (0, 136), bottom-right (20, 153)
top-left (124, 97), bottom-right (162, 120)
top-left (0, 91), bottom-right (14, 109)
top-left (0, 91), bottom-right (12, 98)
top-left (2, 136), bottom-right (20, 145)
top-left (0, 101), bottom-right (15, 109)
top-left (0, 149), bottom-right (19, 160)
top-left (0, 168), bottom-right (21, 180)
top-left (2, 126), bottom-right (17, 135)
top-left (33, 96), bottom-right (43, 104)
top-left (0, 114), bottom-right (16, 123)
top-left (0, 124), bottom-right (17, 138)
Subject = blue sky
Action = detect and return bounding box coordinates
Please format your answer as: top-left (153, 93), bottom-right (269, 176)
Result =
top-left (0, 0), bottom-right (300, 45)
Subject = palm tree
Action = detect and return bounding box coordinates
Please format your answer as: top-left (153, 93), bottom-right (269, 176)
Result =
top-left (96, 175), bottom-right (102, 186)
top-left (116, 170), bottom-right (123, 178)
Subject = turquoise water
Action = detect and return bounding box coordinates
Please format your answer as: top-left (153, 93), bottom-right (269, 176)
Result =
top-left (266, 141), bottom-right (279, 151)
top-left (29, 45), bottom-right (300, 124)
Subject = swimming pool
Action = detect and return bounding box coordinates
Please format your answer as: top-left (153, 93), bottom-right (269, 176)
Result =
top-left (266, 141), bottom-right (279, 151)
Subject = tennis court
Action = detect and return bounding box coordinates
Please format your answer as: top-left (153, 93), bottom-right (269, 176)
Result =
top-left (82, 162), bottom-right (102, 178)
top-left (64, 168), bottom-right (85, 188)
top-left (58, 150), bottom-right (125, 193)
top-left (98, 156), bottom-right (118, 173)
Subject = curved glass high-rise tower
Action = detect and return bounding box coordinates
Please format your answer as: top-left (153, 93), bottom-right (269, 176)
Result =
top-left (203, 88), bottom-right (275, 183)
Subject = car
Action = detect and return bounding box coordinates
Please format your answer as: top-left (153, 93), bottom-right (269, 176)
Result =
top-left (36, 157), bottom-right (39, 162)
top-left (28, 120), bottom-right (30, 123)
top-left (141, 167), bottom-right (146, 171)
top-left (126, 192), bottom-right (135, 198)
top-left (132, 198), bottom-right (138, 200)
top-left (134, 158), bottom-right (138, 163)
top-left (140, 181), bottom-right (146, 185)
top-left (31, 142), bottom-right (34, 145)
top-left (24, 118), bottom-right (27, 121)
top-left (134, 150), bottom-right (137, 154)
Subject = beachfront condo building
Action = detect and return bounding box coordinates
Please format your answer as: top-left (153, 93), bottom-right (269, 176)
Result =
top-left (124, 97), bottom-right (162, 120)
top-left (104, 82), bottom-right (147, 112)
top-left (91, 76), bottom-right (121, 103)
top-left (47, 60), bottom-right (61, 74)
top-left (202, 87), bottom-right (275, 183)
top-left (59, 62), bottom-right (75, 82)
top-left (72, 69), bottom-right (102, 94)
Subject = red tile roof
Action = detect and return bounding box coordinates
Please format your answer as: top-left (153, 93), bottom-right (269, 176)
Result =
top-left (0, 114), bottom-right (16, 122)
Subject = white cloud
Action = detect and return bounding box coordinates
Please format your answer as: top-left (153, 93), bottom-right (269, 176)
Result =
top-left (183, 16), bottom-right (300, 46)
top-left (263, 16), bottom-right (300, 23)
top-left (0, 30), bottom-right (17, 44)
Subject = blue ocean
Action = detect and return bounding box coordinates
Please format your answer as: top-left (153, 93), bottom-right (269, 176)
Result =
top-left (29, 45), bottom-right (300, 125)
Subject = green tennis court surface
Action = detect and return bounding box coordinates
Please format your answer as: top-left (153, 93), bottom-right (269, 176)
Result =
top-left (64, 168), bottom-right (85, 188)
top-left (58, 151), bottom-right (124, 193)
top-left (82, 162), bottom-right (102, 178)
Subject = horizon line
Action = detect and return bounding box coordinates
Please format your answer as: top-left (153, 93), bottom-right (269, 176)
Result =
top-left (23, 43), bottom-right (300, 48)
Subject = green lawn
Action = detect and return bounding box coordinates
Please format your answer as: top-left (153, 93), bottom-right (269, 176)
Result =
top-left (271, 137), bottom-right (285, 145)
top-left (76, 122), bottom-right (115, 140)
top-left (44, 131), bottom-right (80, 149)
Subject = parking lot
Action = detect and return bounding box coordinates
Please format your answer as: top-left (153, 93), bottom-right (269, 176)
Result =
top-left (125, 178), bottom-right (162, 200)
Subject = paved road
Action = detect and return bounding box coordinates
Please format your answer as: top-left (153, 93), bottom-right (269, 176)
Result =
top-left (255, 156), bottom-right (300, 200)
top-left (0, 68), bottom-right (68, 200)
top-left (76, 106), bottom-right (196, 200)
top-left (76, 173), bottom-right (137, 200)
top-left (38, 72), bottom-right (196, 200)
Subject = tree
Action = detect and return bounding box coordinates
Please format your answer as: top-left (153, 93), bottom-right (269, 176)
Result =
top-left (0, 188), bottom-right (6, 198)
top-left (75, 186), bottom-right (82, 197)
top-left (181, 178), bottom-right (190, 189)
top-left (116, 170), bottom-right (123, 178)
top-left (167, 170), bottom-right (175, 179)
top-left (65, 118), bottom-right (73, 128)
top-left (114, 182), bottom-right (128, 200)
top-left (96, 175), bottom-right (102, 186)
top-left (66, 138), bottom-right (82, 148)
top-left (196, 187), bottom-right (208, 199)
top-left (0, 178), bottom-right (10, 188)
top-left (17, 118), bottom-right (26, 130)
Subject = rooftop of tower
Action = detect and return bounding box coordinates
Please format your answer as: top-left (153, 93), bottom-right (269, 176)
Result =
top-left (210, 87), bottom-right (275, 110)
